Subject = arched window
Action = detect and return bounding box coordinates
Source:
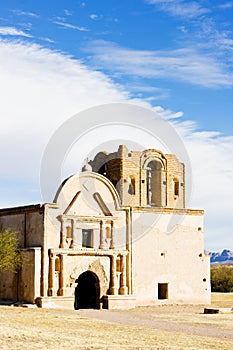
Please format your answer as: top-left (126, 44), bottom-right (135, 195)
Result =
top-left (146, 160), bottom-right (162, 206)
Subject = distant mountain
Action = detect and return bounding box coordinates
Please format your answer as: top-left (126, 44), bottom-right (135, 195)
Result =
top-left (210, 249), bottom-right (233, 265)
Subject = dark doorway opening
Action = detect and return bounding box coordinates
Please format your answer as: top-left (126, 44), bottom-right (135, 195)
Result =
top-left (74, 271), bottom-right (100, 310)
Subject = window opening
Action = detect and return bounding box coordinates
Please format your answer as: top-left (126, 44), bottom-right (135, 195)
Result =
top-left (82, 229), bottom-right (93, 248)
top-left (158, 283), bottom-right (168, 299)
top-left (128, 176), bottom-right (135, 195)
top-left (174, 179), bottom-right (179, 196)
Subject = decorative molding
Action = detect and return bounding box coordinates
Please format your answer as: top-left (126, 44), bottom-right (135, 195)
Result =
top-left (50, 248), bottom-right (128, 257)
top-left (88, 258), bottom-right (109, 285)
top-left (69, 258), bottom-right (109, 296)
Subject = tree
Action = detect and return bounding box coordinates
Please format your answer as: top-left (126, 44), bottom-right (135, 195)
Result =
top-left (211, 265), bottom-right (233, 292)
top-left (0, 229), bottom-right (21, 273)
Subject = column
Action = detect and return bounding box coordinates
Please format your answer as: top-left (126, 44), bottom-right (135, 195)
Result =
top-left (99, 220), bottom-right (105, 249)
top-left (147, 168), bottom-right (152, 205)
top-left (126, 208), bottom-right (132, 295)
top-left (70, 219), bottom-right (76, 248)
top-left (59, 253), bottom-right (68, 296)
top-left (76, 228), bottom-right (83, 248)
top-left (109, 254), bottom-right (118, 295)
top-left (59, 217), bottom-right (67, 248)
top-left (48, 253), bottom-right (56, 296)
top-left (109, 221), bottom-right (115, 249)
top-left (119, 254), bottom-right (128, 295)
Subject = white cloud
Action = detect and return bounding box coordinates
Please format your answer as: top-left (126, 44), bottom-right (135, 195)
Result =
top-left (218, 2), bottom-right (233, 9)
top-left (221, 38), bottom-right (233, 47)
top-left (11, 9), bottom-right (39, 18)
top-left (183, 131), bottom-right (233, 251)
top-left (170, 119), bottom-right (233, 251)
top-left (0, 26), bottom-right (32, 38)
top-left (196, 19), bottom-right (233, 53)
top-left (0, 38), bottom-right (232, 251)
top-left (83, 40), bottom-right (233, 88)
top-left (64, 9), bottom-right (73, 16)
top-left (90, 14), bottom-right (99, 20)
top-left (53, 21), bottom-right (89, 32)
top-left (122, 84), bottom-right (170, 100)
top-left (147, 0), bottom-right (233, 56)
top-left (146, 0), bottom-right (209, 18)
top-left (0, 38), bottom-right (130, 204)
top-left (39, 37), bottom-right (55, 44)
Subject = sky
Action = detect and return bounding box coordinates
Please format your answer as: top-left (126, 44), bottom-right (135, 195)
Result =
top-left (0, 0), bottom-right (232, 251)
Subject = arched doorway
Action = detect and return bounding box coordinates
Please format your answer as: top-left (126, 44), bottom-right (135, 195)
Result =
top-left (74, 271), bottom-right (100, 310)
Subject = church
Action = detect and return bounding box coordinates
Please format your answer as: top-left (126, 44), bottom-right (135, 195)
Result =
top-left (0, 145), bottom-right (210, 309)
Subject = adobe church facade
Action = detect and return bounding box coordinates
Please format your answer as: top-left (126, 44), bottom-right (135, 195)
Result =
top-left (0, 145), bottom-right (210, 308)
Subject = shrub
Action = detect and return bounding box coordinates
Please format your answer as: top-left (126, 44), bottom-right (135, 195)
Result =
top-left (0, 229), bottom-right (21, 273)
top-left (211, 265), bottom-right (233, 292)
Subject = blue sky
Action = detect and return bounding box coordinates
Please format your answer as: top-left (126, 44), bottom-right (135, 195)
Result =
top-left (1, 0), bottom-right (233, 133)
top-left (0, 0), bottom-right (233, 251)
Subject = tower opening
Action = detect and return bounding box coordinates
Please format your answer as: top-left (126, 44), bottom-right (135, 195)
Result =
top-left (146, 160), bottom-right (162, 206)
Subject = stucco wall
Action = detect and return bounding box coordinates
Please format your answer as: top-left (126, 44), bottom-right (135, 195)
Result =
top-left (19, 248), bottom-right (41, 303)
top-left (0, 270), bottom-right (17, 301)
top-left (131, 210), bottom-right (210, 304)
top-left (0, 205), bottom-right (44, 248)
top-left (0, 248), bottom-right (41, 303)
top-left (0, 206), bottom-right (44, 303)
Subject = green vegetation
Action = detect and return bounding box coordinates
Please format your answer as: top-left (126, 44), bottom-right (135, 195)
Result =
top-left (211, 265), bottom-right (233, 292)
top-left (0, 229), bottom-right (21, 272)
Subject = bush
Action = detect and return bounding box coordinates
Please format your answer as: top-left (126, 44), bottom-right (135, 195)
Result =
top-left (0, 229), bottom-right (21, 273)
top-left (211, 265), bottom-right (233, 292)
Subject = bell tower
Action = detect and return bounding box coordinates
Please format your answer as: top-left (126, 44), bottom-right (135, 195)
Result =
top-left (89, 145), bottom-right (185, 209)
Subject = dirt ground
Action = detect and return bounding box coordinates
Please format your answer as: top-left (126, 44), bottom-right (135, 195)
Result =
top-left (0, 293), bottom-right (232, 349)
top-left (72, 293), bottom-right (233, 341)
top-left (75, 303), bottom-right (233, 340)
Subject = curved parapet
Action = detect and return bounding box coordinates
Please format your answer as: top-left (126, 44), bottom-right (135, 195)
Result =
top-left (53, 171), bottom-right (121, 216)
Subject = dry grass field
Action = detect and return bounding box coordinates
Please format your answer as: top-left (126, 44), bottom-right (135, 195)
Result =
top-left (0, 293), bottom-right (232, 349)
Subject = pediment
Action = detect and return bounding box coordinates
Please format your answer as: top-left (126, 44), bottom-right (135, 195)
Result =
top-left (54, 172), bottom-right (120, 217)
